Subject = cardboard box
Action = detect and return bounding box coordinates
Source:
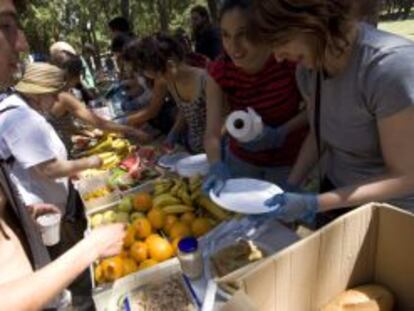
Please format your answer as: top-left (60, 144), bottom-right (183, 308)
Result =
top-left (220, 203), bottom-right (414, 311)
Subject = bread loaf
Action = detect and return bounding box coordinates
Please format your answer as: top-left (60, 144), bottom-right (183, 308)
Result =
top-left (321, 285), bottom-right (394, 311)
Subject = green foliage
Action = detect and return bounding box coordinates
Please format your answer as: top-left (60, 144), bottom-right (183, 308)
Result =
top-left (19, 0), bottom-right (212, 55)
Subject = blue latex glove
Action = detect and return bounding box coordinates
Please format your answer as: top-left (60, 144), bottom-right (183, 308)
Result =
top-left (264, 192), bottom-right (319, 224)
top-left (242, 125), bottom-right (288, 152)
top-left (202, 161), bottom-right (231, 196)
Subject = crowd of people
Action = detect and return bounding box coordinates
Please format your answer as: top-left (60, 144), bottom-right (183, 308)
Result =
top-left (2, 0), bottom-right (414, 309)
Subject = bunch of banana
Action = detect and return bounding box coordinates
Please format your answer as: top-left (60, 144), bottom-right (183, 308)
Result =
top-left (153, 179), bottom-right (174, 196)
top-left (196, 195), bottom-right (231, 221)
top-left (85, 136), bottom-right (113, 156)
top-left (98, 151), bottom-right (122, 170)
top-left (83, 186), bottom-right (112, 201)
top-left (153, 193), bottom-right (182, 208)
top-left (188, 175), bottom-right (203, 201)
top-left (162, 204), bottom-right (194, 214)
top-left (111, 138), bottom-right (131, 157)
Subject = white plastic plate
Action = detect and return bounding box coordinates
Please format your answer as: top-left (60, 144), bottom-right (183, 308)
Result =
top-left (209, 178), bottom-right (283, 214)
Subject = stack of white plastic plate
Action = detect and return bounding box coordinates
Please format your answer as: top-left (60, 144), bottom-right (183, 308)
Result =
top-left (176, 154), bottom-right (210, 177)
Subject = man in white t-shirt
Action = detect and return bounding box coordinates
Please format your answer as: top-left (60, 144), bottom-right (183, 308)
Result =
top-left (0, 93), bottom-right (69, 211)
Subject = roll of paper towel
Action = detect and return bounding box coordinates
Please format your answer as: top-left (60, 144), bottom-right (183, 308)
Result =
top-left (225, 108), bottom-right (263, 143)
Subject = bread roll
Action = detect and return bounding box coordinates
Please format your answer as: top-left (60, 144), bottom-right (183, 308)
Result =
top-left (321, 285), bottom-right (394, 311)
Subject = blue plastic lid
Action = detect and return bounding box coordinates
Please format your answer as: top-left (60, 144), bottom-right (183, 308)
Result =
top-left (178, 237), bottom-right (198, 253)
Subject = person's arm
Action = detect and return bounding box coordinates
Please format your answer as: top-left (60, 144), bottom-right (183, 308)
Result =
top-left (56, 93), bottom-right (141, 137)
top-left (318, 107), bottom-right (414, 212)
top-left (34, 156), bottom-right (102, 179)
top-left (204, 75), bottom-right (226, 163)
top-left (125, 79), bottom-right (168, 127)
top-left (170, 110), bottom-right (186, 134)
top-left (287, 131), bottom-right (319, 186)
top-left (283, 109), bottom-right (308, 134)
top-left (0, 224), bottom-right (125, 311)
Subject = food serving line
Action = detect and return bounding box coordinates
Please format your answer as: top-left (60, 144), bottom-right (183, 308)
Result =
top-left (64, 96), bottom-right (298, 310)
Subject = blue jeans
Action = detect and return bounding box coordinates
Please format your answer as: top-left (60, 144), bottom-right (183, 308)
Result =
top-left (224, 146), bottom-right (291, 184)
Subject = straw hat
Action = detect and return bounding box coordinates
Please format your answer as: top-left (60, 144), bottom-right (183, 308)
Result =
top-left (15, 63), bottom-right (66, 95)
top-left (50, 41), bottom-right (77, 56)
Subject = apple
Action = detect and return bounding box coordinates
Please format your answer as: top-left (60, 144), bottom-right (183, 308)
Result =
top-left (90, 213), bottom-right (104, 228)
top-left (117, 196), bottom-right (133, 213)
top-left (103, 210), bottom-right (117, 224)
top-left (130, 212), bottom-right (145, 222)
top-left (115, 212), bottom-right (130, 223)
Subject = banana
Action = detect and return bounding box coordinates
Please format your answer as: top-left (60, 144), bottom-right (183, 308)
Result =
top-left (153, 194), bottom-right (182, 208)
top-left (189, 182), bottom-right (202, 194)
top-left (163, 205), bottom-right (194, 214)
top-left (170, 178), bottom-right (183, 197)
top-left (154, 184), bottom-right (173, 196)
top-left (190, 189), bottom-right (202, 201)
top-left (85, 136), bottom-right (113, 156)
top-left (197, 195), bottom-right (230, 221)
top-left (177, 186), bottom-right (192, 206)
top-left (97, 151), bottom-right (115, 160)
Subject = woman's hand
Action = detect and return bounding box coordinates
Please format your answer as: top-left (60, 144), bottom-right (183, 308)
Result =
top-left (87, 224), bottom-right (126, 259)
top-left (27, 203), bottom-right (61, 221)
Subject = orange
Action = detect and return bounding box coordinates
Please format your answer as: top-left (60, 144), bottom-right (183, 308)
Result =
top-left (102, 256), bottom-right (124, 282)
top-left (130, 241), bottom-right (148, 262)
top-left (180, 212), bottom-right (196, 226)
top-left (123, 226), bottom-right (136, 248)
top-left (191, 217), bottom-right (213, 237)
top-left (147, 207), bottom-right (166, 230)
top-left (133, 218), bottom-right (152, 239)
top-left (122, 257), bottom-right (138, 275)
top-left (169, 221), bottom-right (192, 240)
top-left (163, 215), bottom-right (178, 234)
top-left (94, 264), bottom-right (106, 284)
top-left (119, 249), bottom-right (129, 258)
top-left (172, 237), bottom-right (182, 255)
top-left (133, 192), bottom-right (153, 212)
top-left (139, 259), bottom-right (158, 270)
top-left (147, 236), bottom-right (173, 262)
top-left (145, 233), bottom-right (161, 247)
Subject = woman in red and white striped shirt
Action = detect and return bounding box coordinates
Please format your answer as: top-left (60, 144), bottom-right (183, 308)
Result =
top-left (203, 0), bottom-right (308, 195)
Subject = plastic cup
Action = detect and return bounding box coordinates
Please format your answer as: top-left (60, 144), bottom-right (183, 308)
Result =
top-left (36, 212), bottom-right (62, 246)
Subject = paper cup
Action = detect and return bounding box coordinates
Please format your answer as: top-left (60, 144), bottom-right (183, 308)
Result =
top-left (36, 212), bottom-right (62, 246)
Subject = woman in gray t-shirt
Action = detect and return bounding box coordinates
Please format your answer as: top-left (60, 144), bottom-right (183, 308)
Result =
top-left (251, 0), bottom-right (414, 224)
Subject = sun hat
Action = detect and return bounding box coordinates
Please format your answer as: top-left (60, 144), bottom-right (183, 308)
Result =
top-left (14, 63), bottom-right (66, 95)
top-left (50, 41), bottom-right (77, 56)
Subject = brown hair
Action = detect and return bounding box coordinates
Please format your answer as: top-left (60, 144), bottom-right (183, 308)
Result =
top-left (252, 0), bottom-right (356, 67)
top-left (123, 33), bottom-right (185, 74)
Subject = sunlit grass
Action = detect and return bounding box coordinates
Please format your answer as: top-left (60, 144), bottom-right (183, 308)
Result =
top-left (379, 18), bottom-right (414, 41)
